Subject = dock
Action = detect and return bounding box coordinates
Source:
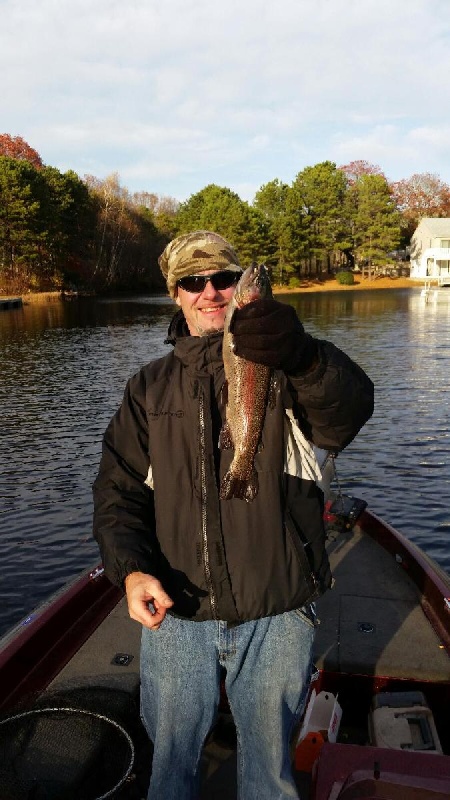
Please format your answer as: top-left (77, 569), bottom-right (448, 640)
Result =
top-left (420, 277), bottom-right (450, 303)
top-left (0, 297), bottom-right (23, 311)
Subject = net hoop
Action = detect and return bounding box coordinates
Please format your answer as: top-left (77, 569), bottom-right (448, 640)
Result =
top-left (0, 705), bottom-right (135, 800)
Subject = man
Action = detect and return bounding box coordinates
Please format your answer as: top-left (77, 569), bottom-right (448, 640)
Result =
top-left (93, 230), bottom-right (374, 799)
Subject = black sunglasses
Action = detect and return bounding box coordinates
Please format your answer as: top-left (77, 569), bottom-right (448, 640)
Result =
top-left (177, 270), bottom-right (242, 294)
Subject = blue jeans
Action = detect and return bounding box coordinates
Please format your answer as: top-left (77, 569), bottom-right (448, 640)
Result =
top-left (140, 609), bottom-right (315, 800)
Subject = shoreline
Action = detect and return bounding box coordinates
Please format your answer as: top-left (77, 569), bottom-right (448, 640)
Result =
top-left (1, 277), bottom-right (425, 304)
top-left (273, 276), bottom-right (422, 293)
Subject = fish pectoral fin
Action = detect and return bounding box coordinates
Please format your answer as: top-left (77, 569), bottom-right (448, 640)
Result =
top-left (219, 469), bottom-right (259, 502)
top-left (219, 421), bottom-right (233, 450)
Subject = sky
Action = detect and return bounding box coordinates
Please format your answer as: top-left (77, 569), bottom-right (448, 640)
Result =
top-left (2, 0), bottom-right (450, 203)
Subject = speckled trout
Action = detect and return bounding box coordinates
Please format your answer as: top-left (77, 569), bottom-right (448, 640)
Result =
top-left (219, 264), bottom-right (272, 502)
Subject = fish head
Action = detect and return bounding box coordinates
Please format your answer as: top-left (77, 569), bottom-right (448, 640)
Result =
top-left (233, 263), bottom-right (272, 308)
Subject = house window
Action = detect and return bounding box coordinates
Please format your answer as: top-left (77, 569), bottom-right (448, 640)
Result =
top-left (440, 239), bottom-right (450, 248)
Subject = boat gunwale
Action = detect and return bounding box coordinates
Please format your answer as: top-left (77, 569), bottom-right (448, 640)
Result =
top-left (0, 567), bottom-right (122, 714)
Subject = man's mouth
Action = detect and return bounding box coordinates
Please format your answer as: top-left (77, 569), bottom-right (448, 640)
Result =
top-left (199, 305), bottom-right (226, 314)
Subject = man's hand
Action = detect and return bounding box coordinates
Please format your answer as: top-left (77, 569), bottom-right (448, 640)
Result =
top-left (230, 297), bottom-right (316, 374)
top-left (124, 572), bottom-right (174, 630)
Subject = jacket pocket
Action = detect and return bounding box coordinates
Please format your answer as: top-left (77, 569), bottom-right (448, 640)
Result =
top-left (284, 510), bottom-right (320, 602)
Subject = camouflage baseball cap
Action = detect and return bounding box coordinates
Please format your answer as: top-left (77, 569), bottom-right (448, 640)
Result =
top-left (159, 230), bottom-right (242, 298)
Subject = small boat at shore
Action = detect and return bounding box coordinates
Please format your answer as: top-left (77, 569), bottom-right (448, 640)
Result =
top-left (1, 500), bottom-right (450, 799)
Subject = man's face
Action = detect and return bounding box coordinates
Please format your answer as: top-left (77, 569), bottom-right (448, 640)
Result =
top-left (175, 269), bottom-right (238, 336)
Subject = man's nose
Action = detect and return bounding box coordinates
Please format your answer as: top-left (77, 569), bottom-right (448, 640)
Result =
top-left (201, 278), bottom-right (220, 298)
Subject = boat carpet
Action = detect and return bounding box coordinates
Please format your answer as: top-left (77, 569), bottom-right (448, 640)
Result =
top-left (48, 526), bottom-right (450, 694)
top-left (47, 594), bottom-right (142, 697)
top-left (313, 525), bottom-right (450, 681)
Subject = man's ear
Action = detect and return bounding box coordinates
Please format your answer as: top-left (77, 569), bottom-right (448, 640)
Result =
top-left (175, 293), bottom-right (181, 307)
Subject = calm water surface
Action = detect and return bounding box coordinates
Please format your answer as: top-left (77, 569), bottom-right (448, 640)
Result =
top-left (1, 288), bottom-right (449, 637)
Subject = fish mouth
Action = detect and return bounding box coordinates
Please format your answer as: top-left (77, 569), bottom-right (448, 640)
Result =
top-left (252, 263), bottom-right (269, 279)
top-left (235, 264), bottom-right (271, 306)
top-left (254, 267), bottom-right (270, 292)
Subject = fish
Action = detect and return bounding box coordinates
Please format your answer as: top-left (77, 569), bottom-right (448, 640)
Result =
top-left (219, 263), bottom-right (273, 502)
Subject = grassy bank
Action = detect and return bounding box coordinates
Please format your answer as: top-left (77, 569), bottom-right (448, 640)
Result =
top-left (274, 275), bottom-right (421, 293)
top-left (0, 290), bottom-right (87, 304)
top-left (22, 291), bottom-right (64, 303)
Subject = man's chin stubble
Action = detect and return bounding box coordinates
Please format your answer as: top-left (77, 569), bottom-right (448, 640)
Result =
top-left (195, 323), bottom-right (225, 337)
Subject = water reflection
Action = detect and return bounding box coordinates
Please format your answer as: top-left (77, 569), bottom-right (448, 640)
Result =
top-left (0, 289), bottom-right (449, 637)
top-left (282, 287), bottom-right (450, 575)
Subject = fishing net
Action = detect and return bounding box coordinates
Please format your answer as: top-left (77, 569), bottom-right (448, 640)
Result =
top-left (0, 686), bottom-right (149, 800)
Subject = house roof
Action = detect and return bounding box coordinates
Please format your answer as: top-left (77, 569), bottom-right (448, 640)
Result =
top-left (414, 217), bottom-right (450, 237)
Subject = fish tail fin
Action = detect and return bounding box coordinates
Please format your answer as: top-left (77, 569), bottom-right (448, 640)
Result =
top-left (219, 469), bottom-right (259, 502)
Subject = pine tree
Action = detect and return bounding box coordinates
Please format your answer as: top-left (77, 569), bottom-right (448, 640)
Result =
top-left (351, 174), bottom-right (401, 267)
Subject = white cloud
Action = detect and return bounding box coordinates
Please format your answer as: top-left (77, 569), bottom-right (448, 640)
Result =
top-left (330, 123), bottom-right (450, 181)
top-left (2, 0), bottom-right (450, 198)
top-left (409, 126), bottom-right (450, 149)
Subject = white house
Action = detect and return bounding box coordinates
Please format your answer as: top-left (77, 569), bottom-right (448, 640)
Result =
top-left (410, 218), bottom-right (450, 284)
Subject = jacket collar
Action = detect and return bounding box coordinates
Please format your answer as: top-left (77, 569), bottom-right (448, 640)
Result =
top-left (164, 309), bottom-right (190, 345)
top-left (165, 310), bottom-right (224, 375)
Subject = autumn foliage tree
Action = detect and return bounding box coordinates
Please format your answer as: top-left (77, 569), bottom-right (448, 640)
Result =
top-left (0, 134), bottom-right (43, 169)
top-left (339, 159), bottom-right (386, 185)
top-left (390, 173), bottom-right (450, 240)
top-left (131, 191), bottom-right (179, 239)
top-left (85, 173), bottom-right (167, 290)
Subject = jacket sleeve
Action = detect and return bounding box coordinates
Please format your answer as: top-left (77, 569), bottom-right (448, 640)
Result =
top-left (287, 339), bottom-right (374, 452)
top-left (92, 370), bottom-right (158, 587)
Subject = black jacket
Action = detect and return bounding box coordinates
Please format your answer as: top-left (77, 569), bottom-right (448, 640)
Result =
top-left (93, 316), bottom-right (374, 623)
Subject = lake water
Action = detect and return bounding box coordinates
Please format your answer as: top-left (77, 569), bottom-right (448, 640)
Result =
top-left (1, 288), bottom-right (449, 638)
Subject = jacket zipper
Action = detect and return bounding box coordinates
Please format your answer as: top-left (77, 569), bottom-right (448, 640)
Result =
top-left (198, 387), bottom-right (218, 619)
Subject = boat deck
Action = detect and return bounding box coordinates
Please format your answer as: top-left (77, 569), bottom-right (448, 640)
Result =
top-left (314, 524), bottom-right (450, 682)
top-left (41, 521), bottom-right (450, 798)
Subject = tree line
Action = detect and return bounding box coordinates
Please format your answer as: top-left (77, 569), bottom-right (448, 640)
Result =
top-left (1, 134), bottom-right (449, 294)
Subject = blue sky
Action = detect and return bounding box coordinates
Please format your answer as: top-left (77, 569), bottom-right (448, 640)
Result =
top-left (2, 0), bottom-right (449, 202)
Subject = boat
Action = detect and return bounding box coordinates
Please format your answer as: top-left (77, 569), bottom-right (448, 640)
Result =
top-left (1, 498), bottom-right (450, 799)
top-left (0, 296), bottom-right (23, 311)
